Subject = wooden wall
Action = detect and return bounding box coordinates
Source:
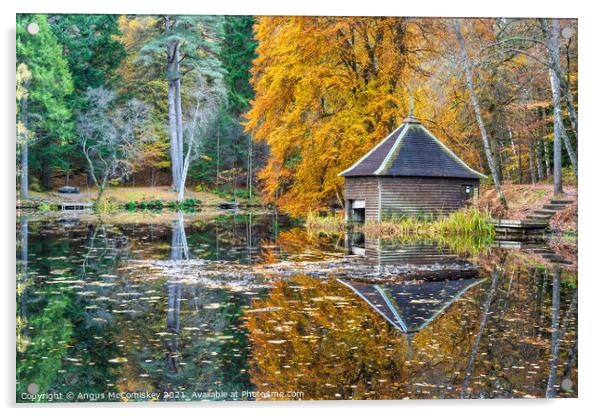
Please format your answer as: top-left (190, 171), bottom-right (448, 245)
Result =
top-left (379, 177), bottom-right (479, 219)
top-left (344, 177), bottom-right (380, 221)
top-left (344, 176), bottom-right (479, 221)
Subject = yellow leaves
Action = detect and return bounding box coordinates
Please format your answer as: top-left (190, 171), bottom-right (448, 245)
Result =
top-left (245, 17), bottom-right (425, 216)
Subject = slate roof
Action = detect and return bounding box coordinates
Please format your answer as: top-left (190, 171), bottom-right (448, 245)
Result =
top-left (338, 277), bottom-right (484, 333)
top-left (339, 119), bottom-right (486, 180)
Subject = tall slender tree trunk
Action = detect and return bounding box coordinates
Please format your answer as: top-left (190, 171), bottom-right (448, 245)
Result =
top-left (550, 66), bottom-right (564, 195)
top-left (174, 46), bottom-right (184, 189)
top-left (20, 81), bottom-right (29, 200)
top-left (528, 140), bottom-right (538, 184)
top-left (453, 20), bottom-right (506, 206)
top-left (216, 121), bottom-right (220, 190)
top-left (166, 16), bottom-right (181, 192)
top-left (545, 19), bottom-right (576, 191)
top-left (517, 140), bottom-right (523, 184)
top-left (541, 19), bottom-right (578, 138)
top-left (544, 138), bottom-right (551, 178)
top-left (560, 123), bottom-right (578, 176)
top-left (247, 134), bottom-right (253, 200)
top-left (536, 140), bottom-right (544, 180)
top-left (546, 266), bottom-right (561, 398)
top-left (461, 266), bottom-right (502, 398)
top-left (508, 128), bottom-right (520, 183)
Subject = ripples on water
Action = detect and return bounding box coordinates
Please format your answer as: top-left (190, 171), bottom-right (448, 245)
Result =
top-left (16, 212), bottom-right (577, 401)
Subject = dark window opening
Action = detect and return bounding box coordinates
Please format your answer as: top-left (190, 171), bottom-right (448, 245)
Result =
top-left (352, 208), bottom-right (365, 223)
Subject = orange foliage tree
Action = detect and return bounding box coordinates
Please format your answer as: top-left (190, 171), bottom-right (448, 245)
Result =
top-left (245, 17), bottom-right (432, 216)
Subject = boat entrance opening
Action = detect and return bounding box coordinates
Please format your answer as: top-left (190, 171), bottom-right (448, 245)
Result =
top-left (351, 200), bottom-right (366, 223)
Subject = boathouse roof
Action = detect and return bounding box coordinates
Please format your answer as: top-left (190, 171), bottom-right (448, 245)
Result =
top-left (338, 277), bottom-right (484, 334)
top-left (338, 114), bottom-right (486, 180)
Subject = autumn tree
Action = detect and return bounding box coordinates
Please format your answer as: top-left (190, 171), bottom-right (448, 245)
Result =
top-left (245, 17), bottom-right (429, 215)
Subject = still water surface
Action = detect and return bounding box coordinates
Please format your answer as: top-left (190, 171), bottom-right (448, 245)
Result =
top-left (16, 212), bottom-right (578, 401)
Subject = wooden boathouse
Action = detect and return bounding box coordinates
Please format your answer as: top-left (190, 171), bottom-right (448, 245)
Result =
top-left (339, 109), bottom-right (486, 222)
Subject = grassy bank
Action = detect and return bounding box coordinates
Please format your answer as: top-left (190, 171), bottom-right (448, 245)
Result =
top-left (306, 208), bottom-right (495, 239)
top-left (306, 208), bottom-right (495, 256)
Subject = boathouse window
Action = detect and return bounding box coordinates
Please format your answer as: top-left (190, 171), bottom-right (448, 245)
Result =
top-left (463, 184), bottom-right (474, 199)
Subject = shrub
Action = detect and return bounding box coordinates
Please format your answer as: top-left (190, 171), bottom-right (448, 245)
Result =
top-left (37, 202), bottom-right (52, 212)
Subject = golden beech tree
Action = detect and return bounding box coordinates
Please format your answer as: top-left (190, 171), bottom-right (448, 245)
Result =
top-left (245, 17), bottom-right (430, 216)
top-left (245, 17), bottom-right (578, 215)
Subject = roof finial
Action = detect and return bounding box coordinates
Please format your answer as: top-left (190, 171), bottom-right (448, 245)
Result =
top-left (404, 95), bottom-right (419, 124)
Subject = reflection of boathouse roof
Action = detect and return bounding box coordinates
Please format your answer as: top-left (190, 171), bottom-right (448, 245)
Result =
top-left (338, 278), bottom-right (484, 333)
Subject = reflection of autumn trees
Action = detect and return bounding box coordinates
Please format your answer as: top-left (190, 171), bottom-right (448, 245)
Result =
top-left (245, 266), bottom-right (577, 399)
top-left (258, 228), bottom-right (344, 264)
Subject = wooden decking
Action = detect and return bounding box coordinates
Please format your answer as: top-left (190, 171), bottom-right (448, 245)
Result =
top-left (58, 202), bottom-right (93, 211)
top-left (490, 219), bottom-right (549, 241)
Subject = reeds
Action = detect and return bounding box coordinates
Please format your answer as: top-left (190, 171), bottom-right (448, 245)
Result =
top-left (306, 207), bottom-right (494, 239)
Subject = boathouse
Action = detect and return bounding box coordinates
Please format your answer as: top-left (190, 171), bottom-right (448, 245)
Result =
top-left (339, 109), bottom-right (486, 222)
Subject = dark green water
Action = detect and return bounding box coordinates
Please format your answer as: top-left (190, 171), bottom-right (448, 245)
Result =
top-left (16, 212), bottom-right (577, 401)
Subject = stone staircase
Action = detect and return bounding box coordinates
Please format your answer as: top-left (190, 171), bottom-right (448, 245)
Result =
top-left (529, 247), bottom-right (573, 265)
top-left (525, 198), bottom-right (575, 222)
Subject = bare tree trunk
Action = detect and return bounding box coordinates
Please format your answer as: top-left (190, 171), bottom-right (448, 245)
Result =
top-left (541, 19), bottom-right (578, 138)
top-left (175, 46), bottom-right (184, 190)
top-left (536, 140), bottom-right (544, 180)
top-left (178, 141), bottom-right (192, 203)
top-left (544, 19), bottom-right (576, 189)
top-left (216, 121), bottom-right (220, 190)
top-left (560, 123), bottom-right (578, 177)
top-left (508, 127), bottom-right (521, 184)
top-left (177, 103), bottom-right (201, 203)
top-left (509, 133), bottom-right (517, 182)
top-left (517, 140), bottom-right (523, 184)
top-left (538, 108), bottom-right (548, 179)
top-left (544, 138), bottom-right (551, 178)
top-left (247, 134), bottom-right (253, 200)
top-left (166, 16), bottom-right (181, 192)
top-left (546, 266), bottom-right (561, 398)
top-left (550, 66), bottom-right (564, 195)
top-left (528, 140), bottom-right (538, 184)
top-left (461, 266), bottom-right (501, 398)
top-left (20, 81), bottom-right (29, 200)
top-left (454, 20), bottom-right (506, 206)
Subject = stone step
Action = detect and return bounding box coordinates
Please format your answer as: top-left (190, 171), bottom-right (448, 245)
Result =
top-left (526, 214), bottom-right (550, 221)
top-left (542, 204), bottom-right (567, 211)
top-left (534, 209), bottom-right (558, 217)
top-left (541, 254), bottom-right (572, 265)
top-left (550, 199), bottom-right (574, 205)
top-left (532, 248), bottom-right (555, 254)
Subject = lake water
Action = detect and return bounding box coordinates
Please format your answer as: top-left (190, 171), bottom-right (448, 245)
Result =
top-left (16, 212), bottom-right (578, 401)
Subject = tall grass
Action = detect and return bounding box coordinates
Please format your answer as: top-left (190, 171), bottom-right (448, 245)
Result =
top-left (307, 207), bottom-right (494, 239)
top-left (305, 212), bottom-right (348, 235)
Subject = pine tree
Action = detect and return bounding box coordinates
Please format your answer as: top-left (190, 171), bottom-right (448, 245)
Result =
top-left (17, 14), bottom-right (74, 194)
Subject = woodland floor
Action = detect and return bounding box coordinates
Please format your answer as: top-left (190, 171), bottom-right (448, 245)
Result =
top-left (27, 186), bottom-right (229, 206)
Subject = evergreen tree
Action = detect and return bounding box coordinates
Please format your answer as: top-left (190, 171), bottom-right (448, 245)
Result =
top-left (17, 14), bottom-right (74, 193)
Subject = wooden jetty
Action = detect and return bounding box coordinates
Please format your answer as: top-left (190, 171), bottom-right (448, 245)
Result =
top-left (58, 202), bottom-right (93, 212)
top-left (490, 219), bottom-right (549, 241)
